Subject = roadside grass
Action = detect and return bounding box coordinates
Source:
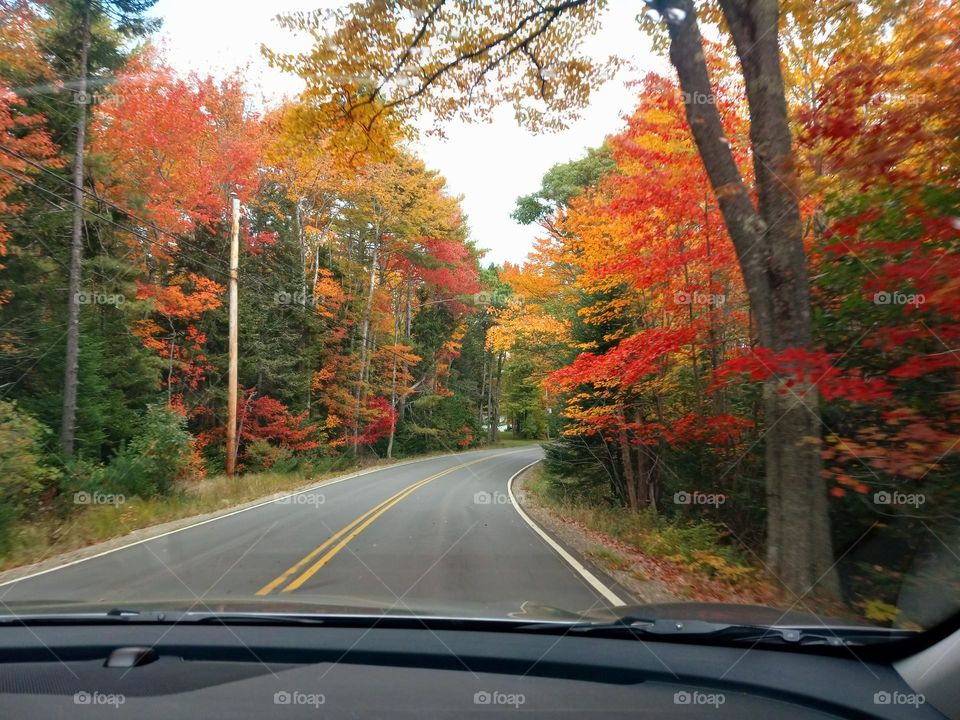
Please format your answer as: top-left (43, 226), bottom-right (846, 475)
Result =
top-left (0, 442), bottom-right (514, 574)
top-left (525, 465), bottom-right (764, 591)
top-left (482, 437), bottom-right (543, 448)
top-left (522, 465), bottom-right (871, 621)
top-left (0, 467), bottom-right (343, 572)
top-left (587, 546), bottom-right (632, 572)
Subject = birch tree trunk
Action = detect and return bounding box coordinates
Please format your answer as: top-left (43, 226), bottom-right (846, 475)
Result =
top-left (354, 233), bottom-right (379, 455)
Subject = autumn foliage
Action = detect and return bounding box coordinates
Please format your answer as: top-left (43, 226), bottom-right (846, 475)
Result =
top-left (490, 1), bottom-right (959, 615)
top-left (495, 73), bottom-right (754, 510)
top-left (0, 0), bottom-right (957, 618)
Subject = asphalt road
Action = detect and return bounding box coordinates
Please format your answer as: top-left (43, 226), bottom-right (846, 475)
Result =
top-left (0, 448), bottom-right (620, 618)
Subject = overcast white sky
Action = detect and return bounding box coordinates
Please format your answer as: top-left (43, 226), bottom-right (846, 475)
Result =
top-left (152, 1), bottom-right (667, 266)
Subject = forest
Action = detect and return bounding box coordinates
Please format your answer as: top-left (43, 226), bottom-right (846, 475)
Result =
top-left (0, 0), bottom-right (508, 552)
top-left (1, 0), bottom-right (957, 620)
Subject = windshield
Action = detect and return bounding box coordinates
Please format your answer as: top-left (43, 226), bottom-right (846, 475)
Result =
top-left (0, 0), bottom-right (957, 648)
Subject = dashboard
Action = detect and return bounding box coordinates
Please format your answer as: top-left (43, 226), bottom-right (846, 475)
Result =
top-left (0, 622), bottom-right (947, 719)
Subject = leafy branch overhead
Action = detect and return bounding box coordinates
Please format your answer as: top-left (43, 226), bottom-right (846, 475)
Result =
top-left (265, 0), bottom-right (620, 134)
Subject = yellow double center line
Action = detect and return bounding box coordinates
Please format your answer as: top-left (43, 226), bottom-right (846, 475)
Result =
top-left (256, 453), bottom-right (511, 595)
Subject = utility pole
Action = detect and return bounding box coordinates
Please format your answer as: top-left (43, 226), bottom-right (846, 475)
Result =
top-left (225, 194), bottom-right (240, 476)
top-left (60, 0), bottom-right (91, 457)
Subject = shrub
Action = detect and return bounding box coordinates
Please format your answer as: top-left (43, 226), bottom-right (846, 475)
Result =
top-left (641, 517), bottom-right (752, 584)
top-left (103, 404), bottom-right (202, 498)
top-left (243, 439), bottom-right (294, 472)
top-left (58, 458), bottom-right (109, 512)
top-left (0, 401), bottom-right (61, 551)
top-left (393, 394), bottom-right (481, 455)
top-left (0, 503), bottom-right (15, 557)
top-left (540, 439), bottom-right (611, 504)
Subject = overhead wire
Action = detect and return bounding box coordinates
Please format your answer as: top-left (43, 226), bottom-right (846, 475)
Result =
top-left (0, 142), bottom-right (231, 272)
top-left (0, 163), bottom-right (231, 283)
top-left (0, 153), bottom-right (349, 314)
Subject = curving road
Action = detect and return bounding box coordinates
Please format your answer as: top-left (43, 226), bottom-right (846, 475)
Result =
top-left (0, 447), bottom-right (621, 618)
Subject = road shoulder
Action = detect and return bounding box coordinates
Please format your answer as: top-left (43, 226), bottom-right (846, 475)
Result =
top-left (511, 465), bottom-right (679, 606)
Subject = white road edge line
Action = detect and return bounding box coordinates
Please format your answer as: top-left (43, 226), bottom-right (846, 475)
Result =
top-left (0, 449), bottom-right (499, 589)
top-left (507, 460), bottom-right (625, 607)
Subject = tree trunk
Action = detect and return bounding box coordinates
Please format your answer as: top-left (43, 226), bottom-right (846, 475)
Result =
top-left (634, 409), bottom-right (652, 510)
top-left (602, 436), bottom-right (627, 506)
top-left (478, 353), bottom-right (487, 428)
top-left (295, 199), bottom-right (314, 415)
top-left (60, 0), bottom-right (91, 457)
top-left (488, 351), bottom-right (504, 443)
top-left (354, 234), bottom-right (378, 455)
top-left (166, 329), bottom-right (175, 406)
top-left (485, 353), bottom-right (494, 442)
top-left (618, 414), bottom-right (638, 511)
top-left (386, 292), bottom-right (400, 459)
top-left (662, 0), bottom-right (838, 596)
top-left (296, 199), bottom-right (306, 302)
top-left (397, 282), bottom-right (413, 421)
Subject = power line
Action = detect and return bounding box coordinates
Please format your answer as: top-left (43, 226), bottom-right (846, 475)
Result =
top-left (1, 160), bottom-right (329, 312)
top-left (1, 142), bottom-right (335, 309)
top-left (0, 142), bottom-right (232, 272)
top-left (0, 166), bottom-right (182, 290)
top-left (2, 145), bottom-right (485, 326)
top-left (0, 164), bottom-right (231, 282)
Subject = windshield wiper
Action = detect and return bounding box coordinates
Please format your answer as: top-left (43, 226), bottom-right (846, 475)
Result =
top-left (0, 608), bottom-right (176, 624)
top-left (0, 609), bottom-right (522, 629)
top-left (185, 612), bottom-right (328, 626)
top-left (514, 616), bottom-right (917, 647)
top-left (0, 608), bottom-right (328, 626)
